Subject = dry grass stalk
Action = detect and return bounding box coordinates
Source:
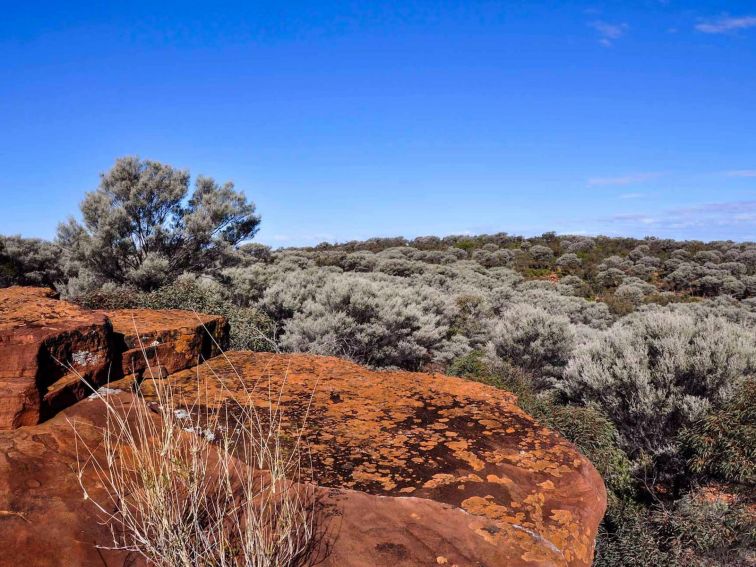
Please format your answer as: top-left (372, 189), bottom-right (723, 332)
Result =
top-left (68, 320), bottom-right (324, 567)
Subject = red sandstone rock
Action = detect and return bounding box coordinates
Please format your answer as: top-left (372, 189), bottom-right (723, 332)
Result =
top-left (0, 378), bottom-right (606, 567)
top-left (0, 287), bottom-right (113, 429)
top-left (142, 352), bottom-right (608, 566)
top-left (0, 393), bottom-right (142, 567)
top-left (106, 308), bottom-right (228, 381)
top-left (0, 288), bottom-right (229, 429)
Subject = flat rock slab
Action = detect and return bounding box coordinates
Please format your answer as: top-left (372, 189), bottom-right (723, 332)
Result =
top-left (106, 308), bottom-right (228, 380)
top-left (142, 351), bottom-right (607, 566)
top-left (0, 381), bottom-right (604, 567)
top-left (0, 392), bottom-right (139, 567)
top-left (0, 287), bottom-right (112, 429)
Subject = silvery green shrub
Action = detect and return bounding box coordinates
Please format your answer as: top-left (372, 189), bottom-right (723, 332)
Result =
top-left (564, 237), bottom-right (596, 254)
top-left (557, 275), bottom-right (591, 297)
top-left (560, 310), bottom-right (756, 464)
top-left (515, 287), bottom-right (614, 329)
top-left (556, 253), bottom-right (581, 273)
top-left (528, 244), bottom-right (555, 268)
top-left (472, 248), bottom-right (515, 268)
top-left (57, 157), bottom-right (260, 292)
top-left (374, 257), bottom-right (425, 277)
top-left (694, 250), bottom-right (722, 264)
top-left (0, 235), bottom-right (63, 288)
top-left (485, 304), bottom-right (575, 385)
top-left (278, 273), bottom-right (459, 369)
top-left (597, 268), bottom-right (627, 289)
top-left (341, 251), bottom-right (377, 272)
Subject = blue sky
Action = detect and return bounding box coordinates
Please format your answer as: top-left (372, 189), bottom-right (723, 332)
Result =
top-left (1, 1), bottom-right (755, 246)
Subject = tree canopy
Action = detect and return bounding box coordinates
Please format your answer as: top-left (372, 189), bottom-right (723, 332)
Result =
top-left (57, 157), bottom-right (260, 291)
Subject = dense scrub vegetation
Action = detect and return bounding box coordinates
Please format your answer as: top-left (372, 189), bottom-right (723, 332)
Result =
top-left (2, 157), bottom-right (754, 565)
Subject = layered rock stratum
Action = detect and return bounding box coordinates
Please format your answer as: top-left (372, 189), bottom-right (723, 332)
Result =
top-left (0, 287), bottom-right (607, 567)
top-left (0, 287), bottom-right (112, 428)
top-left (0, 286), bottom-right (227, 430)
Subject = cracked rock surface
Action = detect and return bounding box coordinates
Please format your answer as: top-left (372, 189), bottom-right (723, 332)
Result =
top-left (142, 351), bottom-right (607, 566)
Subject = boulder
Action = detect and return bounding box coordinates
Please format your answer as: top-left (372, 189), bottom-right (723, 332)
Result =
top-left (142, 351), bottom-right (608, 566)
top-left (0, 288), bottom-right (229, 429)
top-left (0, 362), bottom-right (607, 567)
top-left (0, 287), bottom-right (113, 429)
top-left (106, 308), bottom-right (228, 382)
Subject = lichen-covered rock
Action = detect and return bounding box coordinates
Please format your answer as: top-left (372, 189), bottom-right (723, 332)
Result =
top-left (106, 308), bottom-right (228, 380)
top-left (0, 289), bottom-right (229, 429)
top-left (0, 287), bottom-right (113, 429)
top-left (142, 352), bottom-right (608, 566)
top-left (0, 392), bottom-right (140, 567)
top-left (0, 376), bottom-right (606, 567)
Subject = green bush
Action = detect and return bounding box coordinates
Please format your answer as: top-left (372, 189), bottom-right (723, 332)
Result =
top-left (448, 350), bottom-right (491, 382)
top-left (663, 488), bottom-right (754, 566)
top-left (595, 500), bottom-right (671, 567)
top-left (596, 487), bottom-right (755, 567)
top-left (453, 239), bottom-right (478, 252)
top-left (682, 378), bottom-right (755, 484)
top-left (541, 405), bottom-right (633, 496)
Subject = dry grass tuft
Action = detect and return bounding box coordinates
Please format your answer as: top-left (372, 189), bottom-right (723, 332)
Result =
top-left (68, 322), bottom-right (326, 567)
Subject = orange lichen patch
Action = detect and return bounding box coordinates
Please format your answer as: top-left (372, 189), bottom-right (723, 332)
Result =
top-left (138, 351), bottom-right (605, 567)
top-left (423, 474), bottom-right (457, 489)
top-left (487, 473), bottom-right (515, 486)
top-left (453, 449), bottom-right (486, 471)
top-left (462, 495), bottom-right (515, 522)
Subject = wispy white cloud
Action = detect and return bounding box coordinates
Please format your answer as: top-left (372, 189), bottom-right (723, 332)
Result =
top-left (619, 192), bottom-right (645, 199)
top-left (695, 16), bottom-right (756, 34)
top-left (587, 172), bottom-right (661, 187)
top-left (604, 200), bottom-right (756, 234)
top-left (589, 20), bottom-right (629, 46)
top-left (725, 169), bottom-right (756, 178)
top-left (610, 213), bottom-right (657, 224)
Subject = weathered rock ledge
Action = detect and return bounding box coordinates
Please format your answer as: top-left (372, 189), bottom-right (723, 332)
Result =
top-left (0, 286), bottom-right (227, 429)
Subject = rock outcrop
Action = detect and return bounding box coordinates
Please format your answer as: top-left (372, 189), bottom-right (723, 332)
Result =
top-left (107, 307), bottom-right (228, 381)
top-left (0, 287), bottom-right (228, 430)
top-left (0, 287), bottom-right (112, 429)
top-left (0, 287), bottom-right (607, 566)
top-left (143, 352), bottom-right (607, 566)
